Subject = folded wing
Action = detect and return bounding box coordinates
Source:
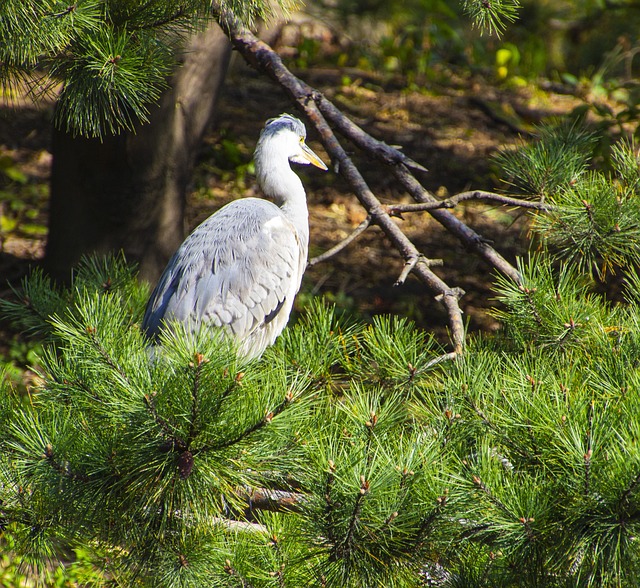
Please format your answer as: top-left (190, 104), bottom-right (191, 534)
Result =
top-left (142, 198), bottom-right (305, 358)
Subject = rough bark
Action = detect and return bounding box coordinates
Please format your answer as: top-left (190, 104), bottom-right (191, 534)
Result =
top-left (45, 24), bottom-right (232, 284)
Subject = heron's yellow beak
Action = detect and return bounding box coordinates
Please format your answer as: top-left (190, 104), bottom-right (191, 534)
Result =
top-left (301, 142), bottom-right (328, 171)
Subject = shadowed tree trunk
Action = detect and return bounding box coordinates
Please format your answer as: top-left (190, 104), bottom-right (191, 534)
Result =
top-left (45, 24), bottom-right (232, 284)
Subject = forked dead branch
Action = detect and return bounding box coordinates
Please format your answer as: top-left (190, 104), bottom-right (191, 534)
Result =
top-left (213, 4), bottom-right (543, 353)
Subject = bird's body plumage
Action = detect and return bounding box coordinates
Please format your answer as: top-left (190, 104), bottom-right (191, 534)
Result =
top-left (142, 114), bottom-right (327, 359)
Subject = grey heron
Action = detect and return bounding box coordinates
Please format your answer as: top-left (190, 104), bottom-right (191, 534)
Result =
top-left (142, 114), bottom-right (328, 359)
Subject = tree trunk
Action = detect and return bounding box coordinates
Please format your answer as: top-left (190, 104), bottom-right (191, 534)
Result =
top-left (45, 24), bottom-right (232, 284)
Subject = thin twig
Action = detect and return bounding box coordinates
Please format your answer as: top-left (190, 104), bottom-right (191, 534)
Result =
top-left (424, 352), bottom-right (458, 370)
top-left (46, 4), bottom-right (77, 18)
top-left (242, 487), bottom-right (306, 513)
top-left (394, 254), bottom-right (443, 286)
top-left (387, 190), bottom-right (552, 214)
top-left (308, 216), bottom-right (371, 266)
top-left (466, 393), bottom-right (501, 434)
top-left (395, 254), bottom-right (421, 286)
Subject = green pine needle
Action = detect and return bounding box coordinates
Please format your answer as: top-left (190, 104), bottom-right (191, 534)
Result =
top-left (462, 0), bottom-right (520, 37)
top-left (495, 118), bottom-right (597, 197)
top-left (4, 251), bottom-right (640, 584)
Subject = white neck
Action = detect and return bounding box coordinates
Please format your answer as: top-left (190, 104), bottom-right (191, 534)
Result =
top-left (255, 149), bottom-right (309, 248)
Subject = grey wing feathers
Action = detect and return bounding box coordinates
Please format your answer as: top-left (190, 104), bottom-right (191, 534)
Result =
top-left (142, 198), bottom-right (304, 353)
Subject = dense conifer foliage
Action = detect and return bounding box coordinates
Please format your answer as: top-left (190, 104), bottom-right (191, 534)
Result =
top-left (3, 129), bottom-right (640, 586)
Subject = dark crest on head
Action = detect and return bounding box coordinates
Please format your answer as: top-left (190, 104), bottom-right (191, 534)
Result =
top-left (262, 114), bottom-right (306, 139)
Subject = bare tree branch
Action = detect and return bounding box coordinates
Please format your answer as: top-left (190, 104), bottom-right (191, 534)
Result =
top-left (391, 166), bottom-right (522, 284)
top-left (387, 190), bottom-right (552, 215)
top-left (213, 5), bottom-right (532, 352)
top-left (308, 215), bottom-right (372, 266)
top-left (312, 99), bottom-right (523, 283)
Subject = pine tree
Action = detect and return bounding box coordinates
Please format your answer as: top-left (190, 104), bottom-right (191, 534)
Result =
top-left (0, 0), bottom-right (299, 138)
top-left (0, 254), bottom-right (454, 586)
top-left (8, 1), bottom-right (640, 586)
top-left (3, 125), bottom-right (640, 586)
top-left (1, 0), bottom-right (520, 138)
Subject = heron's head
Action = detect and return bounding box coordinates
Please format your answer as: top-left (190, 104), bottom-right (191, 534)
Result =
top-left (257, 114), bottom-right (328, 171)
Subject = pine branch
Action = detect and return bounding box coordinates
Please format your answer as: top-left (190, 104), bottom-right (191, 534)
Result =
top-left (464, 390), bottom-right (539, 465)
top-left (187, 353), bottom-right (206, 446)
top-left (413, 494), bottom-right (447, 552)
top-left (204, 391), bottom-right (294, 452)
top-left (465, 391), bottom-right (502, 435)
top-left (224, 559), bottom-right (256, 588)
top-left (136, 6), bottom-right (191, 30)
top-left (43, 443), bottom-right (89, 483)
top-left (87, 328), bottom-right (131, 384)
top-left (472, 474), bottom-right (519, 523)
top-left (620, 470), bottom-right (640, 506)
top-left (323, 460), bottom-right (338, 547)
top-left (462, 0), bottom-right (521, 36)
top-left (212, 516), bottom-right (267, 533)
top-left (143, 391), bottom-right (181, 441)
top-left (65, 376), bottom-right (103, 405)
top-left (584, 400), bottom-right (595, 497)
top-left (331, 476), bottom-right (370, 560)
top-left (520, 285), bottom-right (544, 327)
top-left (46, 4), bottom-right (78, 18)
top-left (363, 412), bottom-right (377, 469)
top-left (311, 93), bottom-right (428, 172)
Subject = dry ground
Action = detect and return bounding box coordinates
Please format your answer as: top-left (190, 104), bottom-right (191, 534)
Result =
top-left (189, 59), bottom-right (580, 337)
top-left (0, 44), bottom-right (584, 348)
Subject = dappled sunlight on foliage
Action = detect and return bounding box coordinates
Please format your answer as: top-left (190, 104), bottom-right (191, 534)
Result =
top-left (2, 1), bottom-right (640, 583)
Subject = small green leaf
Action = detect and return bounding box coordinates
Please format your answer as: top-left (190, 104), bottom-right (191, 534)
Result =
top-left (0, 214), bottom-right (18, 233)
top-left (496, 48), bottom-right (512, 67)
top-left (20, 223), bottom-right (47, 236)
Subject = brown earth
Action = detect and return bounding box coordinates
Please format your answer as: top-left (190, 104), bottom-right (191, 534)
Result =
top-left (191, 60), bottom-right (580, 338)
top-left (0, 45), bottom-right (585, 351)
